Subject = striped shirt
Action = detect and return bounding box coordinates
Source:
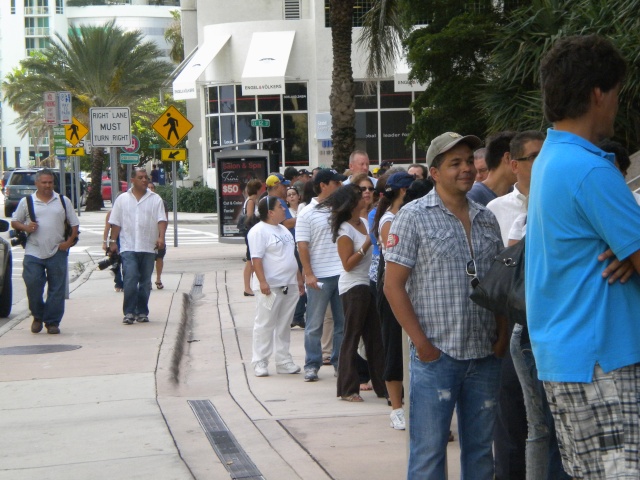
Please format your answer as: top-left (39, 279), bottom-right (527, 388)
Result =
top-left (385, 189), bottom-right (503, 360)
top-left (296, 198), bottom-right (343, 278)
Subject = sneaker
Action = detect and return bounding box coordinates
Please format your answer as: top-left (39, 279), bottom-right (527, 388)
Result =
top-left (123, 314), bottom-right (136, 325)
top-left (31, 319), bottom-right (43, 333)
top-left (254, 361), bottom-right (269, 377)
top-left (290, 320), bottom-right (306, 329)
top-left (390, 408), bottom-right (406, 430)
top-left (45, 324), bottom-right (60, 334)
top-left (304, 368), bottom-right (318, 382)
top-left (136, 315), bottom-right (149, 323)
top-left (276, 362), bottom-right (301, 374)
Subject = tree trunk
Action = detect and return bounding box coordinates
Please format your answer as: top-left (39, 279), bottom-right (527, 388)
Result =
top-left (85, 149), bottom-right (105, 211)
top-left (330, 0), bottom-right (356, 173)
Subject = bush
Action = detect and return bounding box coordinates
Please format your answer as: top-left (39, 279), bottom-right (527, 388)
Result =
top-left (155, 185), bottom-right (217, 213)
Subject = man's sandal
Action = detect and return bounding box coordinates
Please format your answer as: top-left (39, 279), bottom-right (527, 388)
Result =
top-left (155, 282), bottom-right (164, 290)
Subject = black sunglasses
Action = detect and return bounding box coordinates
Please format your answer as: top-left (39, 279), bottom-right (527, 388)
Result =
top-left (360, 186), bottom-right (375, 192)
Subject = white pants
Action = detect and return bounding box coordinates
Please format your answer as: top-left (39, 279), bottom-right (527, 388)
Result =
top-left (252, 284), bottom-right (298, 365)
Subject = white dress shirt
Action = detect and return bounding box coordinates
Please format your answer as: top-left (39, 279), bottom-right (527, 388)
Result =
top-left (487, 183), bottom-right (527, 247)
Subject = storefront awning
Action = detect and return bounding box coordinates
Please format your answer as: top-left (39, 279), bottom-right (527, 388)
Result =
top-left (241, 31), bottom-right (295, 96)
top-left (394, 56), bottom-right (427, 92)
top-left (172, 33), bottom-right (231, 100)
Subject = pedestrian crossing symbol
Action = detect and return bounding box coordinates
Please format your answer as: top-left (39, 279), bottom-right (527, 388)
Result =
top-left (152, 105), bottom-right (193, 148)
top-left (65, 117), bottom-right (88, 146)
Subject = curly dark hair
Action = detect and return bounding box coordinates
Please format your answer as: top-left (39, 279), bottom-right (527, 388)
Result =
top-left (316, 184), bottom-right (362, 242)
top-left (540, 35), bottom-right (626, 123)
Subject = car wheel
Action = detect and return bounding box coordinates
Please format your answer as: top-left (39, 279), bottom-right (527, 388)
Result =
top-left (0, 253), bottom-right (12, 318)
top-left (4, 204), bottom-right (12, 218)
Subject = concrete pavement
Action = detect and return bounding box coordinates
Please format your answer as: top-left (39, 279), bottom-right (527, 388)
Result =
top-left (0, 212), bottom-right (462, 479)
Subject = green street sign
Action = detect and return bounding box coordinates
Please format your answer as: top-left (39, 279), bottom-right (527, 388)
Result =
top-left (120, 153), bottom-right (139, 164)
top-left (149, 143), bottom-right (160, 149)
top-left (250, 119), bottom-right (270, 128)
top-left (53, 126), bottom-right (66, 156)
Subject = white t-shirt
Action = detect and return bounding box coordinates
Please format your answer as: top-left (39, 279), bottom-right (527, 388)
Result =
top-left (378, 210), bottom-right (396, 254)
top-left (110, 190), bottom-right (167, 253)
top-left (337, 219), bottom-right (371, 294)
top-left (296, 198), bottom-right (343, 278)
top-left (247, 222), bottom-right (298, 289)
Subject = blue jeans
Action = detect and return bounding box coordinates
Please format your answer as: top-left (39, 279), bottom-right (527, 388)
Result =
top-left (304, 275), bottom-right (344, 370)
top-left (510, 324), bottom-right (569, 480)
top-left (408, 347), bottom-right (501, 480)
top-left (121, 251), bottom-right (155, 316)
top-left (23, 250), bottom-right (68, 326)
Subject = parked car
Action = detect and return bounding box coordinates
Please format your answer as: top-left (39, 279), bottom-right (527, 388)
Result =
top-left (100, 176), bottom-right (128, 201)
top-left (1, 170), bottom-right (13, 196)
top-left (3, 169), bottom-right (86, 217)
top-left (0, 219), bottom-right (12, 317)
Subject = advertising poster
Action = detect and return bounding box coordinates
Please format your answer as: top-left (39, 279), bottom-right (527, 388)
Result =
top-left (215, 150), bottom-right (269, 242)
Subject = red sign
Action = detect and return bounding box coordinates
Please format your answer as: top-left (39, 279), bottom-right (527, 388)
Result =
top-left (121, 135), bottom-right (140, 153)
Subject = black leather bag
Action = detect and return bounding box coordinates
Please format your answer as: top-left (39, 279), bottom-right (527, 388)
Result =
top-left (470, 237), bottom-right (526, 325)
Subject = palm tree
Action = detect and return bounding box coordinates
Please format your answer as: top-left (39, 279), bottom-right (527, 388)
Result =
top-left (2, 21), bottom-right (173, 210)
top-left (165, 10), bottom-right (184, 64)
top-left (329, 0), bottom-right (356, 172)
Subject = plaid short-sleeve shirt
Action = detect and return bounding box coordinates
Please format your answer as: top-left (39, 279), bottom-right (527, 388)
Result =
top-left (385, 189), bottom-right (503, 360)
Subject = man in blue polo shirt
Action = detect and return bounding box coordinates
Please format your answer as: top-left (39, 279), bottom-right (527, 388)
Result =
top-left (526, 34), bottom-right (640, 478)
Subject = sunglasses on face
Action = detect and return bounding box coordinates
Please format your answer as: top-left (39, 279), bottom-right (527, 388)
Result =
top-left (360, 186), bottom-right (375, 192)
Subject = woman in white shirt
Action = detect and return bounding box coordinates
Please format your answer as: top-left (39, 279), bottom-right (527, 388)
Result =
top-left (286, 187), bottom-right (302, 218)
top-left (247, 196), bottom-right (304, 378)
top-left (320, 185), bottom-right (386, 402)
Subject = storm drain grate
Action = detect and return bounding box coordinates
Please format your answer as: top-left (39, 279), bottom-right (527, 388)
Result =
top-left (188, 399), bottom-right (264, 479)
top-left (191, 274), bottom-right (204, 296)
top-left (0, 344), bottom-right (82, 355)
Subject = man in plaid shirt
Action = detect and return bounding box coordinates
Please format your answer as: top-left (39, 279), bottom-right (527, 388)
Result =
top-left (384, 132), bottom-right (506, 479)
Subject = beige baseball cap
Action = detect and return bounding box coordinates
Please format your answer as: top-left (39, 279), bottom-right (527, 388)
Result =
top-left (426, 132), bottom-right (482, 168)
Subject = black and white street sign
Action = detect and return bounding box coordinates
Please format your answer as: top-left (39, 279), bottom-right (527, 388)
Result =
top-left (89, 107), bottom-right (132, 147)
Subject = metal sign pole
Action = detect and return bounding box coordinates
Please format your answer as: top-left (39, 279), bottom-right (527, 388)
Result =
top-left (74, 156), bottom-right (81, 216)
top-left (110, 147), bottom-right (119, 205)
top-left (172, 160), bottom-right (178, 247)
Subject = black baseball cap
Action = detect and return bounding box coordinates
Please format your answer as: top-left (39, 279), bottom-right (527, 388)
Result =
top-left (313, 169), bottom-right (347, 185)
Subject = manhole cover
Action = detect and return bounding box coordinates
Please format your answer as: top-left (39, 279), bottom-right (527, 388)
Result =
top-left (0, 345), bottom-right (82, 355)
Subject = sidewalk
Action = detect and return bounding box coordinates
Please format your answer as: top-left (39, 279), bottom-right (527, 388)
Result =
top-left (0, 242), bottom-right (462, 479)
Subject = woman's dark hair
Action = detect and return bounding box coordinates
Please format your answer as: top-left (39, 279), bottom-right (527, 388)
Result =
top-left (302, 180), bottom-right (315, 204)
top-left (246, 178), bottom-right (262, 196)
top-left (257, 195), bottom-right (280, 222)
top-left (401, 179), bottom-right (434, 208)
top-left (599, 139), bottom-right (630, 176)
top-left (317, 184), bottom-right (362, 242)
top-left (540, 34), bottom-right (626, 123)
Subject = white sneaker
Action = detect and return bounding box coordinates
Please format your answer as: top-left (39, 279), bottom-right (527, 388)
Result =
top-left (390, 408), bottom-right (406, 430)
top-left (276, 362), bottom-right (301, 374)
top-left (254, 361), bottom-right (268, 377)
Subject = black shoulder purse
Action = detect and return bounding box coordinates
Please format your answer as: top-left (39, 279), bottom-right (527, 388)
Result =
top-left (59, 196), bottom-right (79, 246)
top-left (469, 237), bottom-right (526, 325)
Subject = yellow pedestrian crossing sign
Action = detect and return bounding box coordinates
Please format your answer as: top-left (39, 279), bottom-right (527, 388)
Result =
top-left (152, 105), bottom-right (193, 147)
top-left (65, 117), bottom-right (88, 146)
top-left (161, 148), bottom-right (186, 161)
top-left (66, 147), bottom-right (85, 156)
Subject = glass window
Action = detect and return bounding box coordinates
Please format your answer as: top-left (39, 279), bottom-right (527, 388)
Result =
top-left (355, 82), bottom-right (377, 110)
top-left (219, 85), bottom-right (235, 114)
top-left (235, 85), bottom-right (256, 113)
top-left (355, 111), bottom-right (379, 162)
top-left (56, 0), bottom-right (63, 14)
top-left (260, 114), bottom-right (283, 167)
top-left (11, 0), bottom-right (16, 14)
top-left (283, 113), bottom-right (309, 166)
top-left (208, 116), bottom-right (220, 148)
top-left (283, 83), bottom-right (308, 111)
top-left (220, 116), bottom-right (236, 147)
top-left (380, 80), bottom-right (411, 109)
top-left (258, 94), bottom-right (281, 112)
top-left (237, 115), bottom-right (257, 148)
top-left (380, 110), bottom-right (413, 164)
top-left (207, 86), bottom-right (219, 115)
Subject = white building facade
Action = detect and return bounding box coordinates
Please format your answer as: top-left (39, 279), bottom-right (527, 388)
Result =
top-left (0, 0), bottom-right (177, 170)
top-left (175, 0), bottom-right (426, 187)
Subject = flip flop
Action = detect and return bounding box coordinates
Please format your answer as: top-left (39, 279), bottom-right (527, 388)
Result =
top-left (155, 282), bottom-right (164, 290)
top-left (360, 382), bottom-right (373, 391)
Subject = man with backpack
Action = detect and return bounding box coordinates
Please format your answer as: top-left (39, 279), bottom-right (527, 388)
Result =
top-left (11, 169), bottom-right (79, 335)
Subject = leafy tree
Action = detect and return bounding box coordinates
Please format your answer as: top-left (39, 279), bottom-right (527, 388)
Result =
top-left (2, 21), bottom-right (173, 210)
top-left (329, 0), bottom-right (356, 172)
top-left (481, 0), bottom-right (640, 150)
top-left (165, 10), bottom-right (184, 64)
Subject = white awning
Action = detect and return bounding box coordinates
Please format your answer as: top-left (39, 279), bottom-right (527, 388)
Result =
top-left (172, 33), bottom-right (230, 100)
top-left (241, 31), bottom-right (295, 96)
top-left (394, 56), bottom-right (427, 92)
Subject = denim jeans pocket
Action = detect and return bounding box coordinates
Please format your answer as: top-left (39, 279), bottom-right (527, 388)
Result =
top-left (412, 347), bottom-right (444, 365)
